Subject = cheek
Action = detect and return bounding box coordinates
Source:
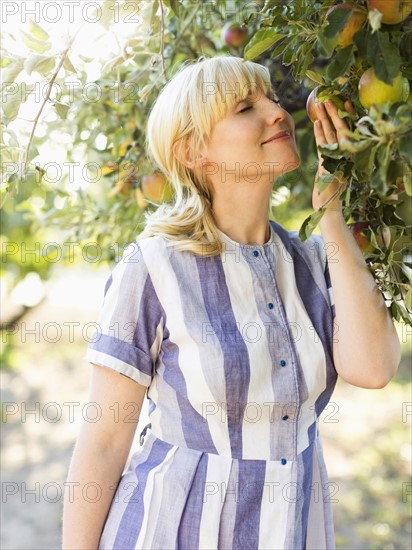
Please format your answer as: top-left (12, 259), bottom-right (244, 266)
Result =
top-left (286, 112), bottom-right (295, 134)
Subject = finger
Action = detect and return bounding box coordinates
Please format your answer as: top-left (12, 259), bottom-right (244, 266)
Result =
top-left (322, 101), bottom-right (351, 141)
top-left (315, 103), bottom-right (338, 143)
top-left (314, 119), bottom-right (326, 144)
top-left (322, 101), bottom-right (349, 131)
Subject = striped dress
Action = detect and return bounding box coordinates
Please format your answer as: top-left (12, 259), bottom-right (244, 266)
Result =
top-left (86, 219), bottom-right (338, 549)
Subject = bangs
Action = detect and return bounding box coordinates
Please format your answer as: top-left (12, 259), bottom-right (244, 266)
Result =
top-left (189, 57), bottom-right (273, 144)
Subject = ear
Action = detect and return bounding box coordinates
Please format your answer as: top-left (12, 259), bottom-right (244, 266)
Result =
top-left (172, 137), bottom-right (207, 169)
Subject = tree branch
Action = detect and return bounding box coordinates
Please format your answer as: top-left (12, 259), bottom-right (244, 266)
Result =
top-left (23, 41), bottom-right (73, 173)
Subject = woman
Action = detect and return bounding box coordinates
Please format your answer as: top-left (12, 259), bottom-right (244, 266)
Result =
top-left (62, 55), bottom-right (400, 549)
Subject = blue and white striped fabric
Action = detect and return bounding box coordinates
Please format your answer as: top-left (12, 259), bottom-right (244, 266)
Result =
top-left (86, 220), bottom-right (338, 550)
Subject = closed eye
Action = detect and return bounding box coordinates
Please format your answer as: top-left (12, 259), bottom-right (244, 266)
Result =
top-left (239, 105), bottom-right (252, 113)
top-left (237, 95), bottom-right (281, 113)
top-left (268, 95), bottom-right (281, 105)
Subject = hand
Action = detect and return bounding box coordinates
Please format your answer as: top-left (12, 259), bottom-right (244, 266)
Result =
top-left (312, 99), bottom-right (355, 212)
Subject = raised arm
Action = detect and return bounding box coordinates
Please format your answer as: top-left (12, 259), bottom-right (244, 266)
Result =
top-left (62, 364), bottom-right (147, 550)
top-left (313, 100), bottom-right (401, 389)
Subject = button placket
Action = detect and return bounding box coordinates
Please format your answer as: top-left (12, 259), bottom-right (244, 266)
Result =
top-left (259, 246), bottom-right (299, 461)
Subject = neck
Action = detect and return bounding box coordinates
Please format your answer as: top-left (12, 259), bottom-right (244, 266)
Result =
top-left (211, 191), bottom-right (271, 245)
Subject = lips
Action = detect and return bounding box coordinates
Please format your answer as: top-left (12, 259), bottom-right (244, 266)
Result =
top-left (262, 130), bottom-right (291, 144)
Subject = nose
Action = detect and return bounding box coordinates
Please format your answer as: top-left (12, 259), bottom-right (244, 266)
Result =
top-left (262, 97), bottom-right (294, 134)
top-left (263, 97), bottom-right (287, 124)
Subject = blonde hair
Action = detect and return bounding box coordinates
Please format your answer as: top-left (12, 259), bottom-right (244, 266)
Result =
top-left (138, 55), bottom-right (273, 256)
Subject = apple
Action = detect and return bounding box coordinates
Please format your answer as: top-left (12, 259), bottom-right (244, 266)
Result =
top-left (108, 169), bottom-right (137, 198)
top-left (306, 86), bottom-right (345, 122)
top-left (326, 3), bottom-right (366, 48)
top-left (221, 22), bottom-right (249, 48)
top-left (349, 221), bottom-right (375, 253)
top-left (141, 173), bottom-right (174, 203)
top-left (367, 0), bottom-right (412, 24)
top-left (358, 67), bottom-right (410, 109)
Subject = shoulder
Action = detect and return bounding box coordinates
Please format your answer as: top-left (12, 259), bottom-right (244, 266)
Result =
top-left (270, 221), bottom-right (327, 271)
top-left (120, 234), bottom-right (171, 265)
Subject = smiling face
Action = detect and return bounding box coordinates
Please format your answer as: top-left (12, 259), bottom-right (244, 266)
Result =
top-left (197, 86), bottom-right (300, 190)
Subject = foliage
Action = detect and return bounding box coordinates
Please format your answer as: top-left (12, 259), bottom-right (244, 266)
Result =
top-left (1, 0), bottom-right (411, 324)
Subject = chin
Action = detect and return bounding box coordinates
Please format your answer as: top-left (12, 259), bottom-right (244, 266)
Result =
top-left (280, 153), bottom-right (301, 175)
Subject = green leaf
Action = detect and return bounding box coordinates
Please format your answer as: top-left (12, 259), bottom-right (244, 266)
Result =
top-left (101, 55), bottom-right (126, 74)
top-left (150, 0), bottom-right (160, 25)
top-left (354, 143), bottom-right (378, 182)
top-left (398, 135), bottom-right (412, 162)
top-left (2, 92), bottom-right (21, 121)
top-left (27, 146), bottom-right (39, 163)
top-left (353, 28), bottom-right (368, 57)
top-left (53, 102), bottom-right (70, 119)
top-left (2, 83), bottom-right (35, 122)
top-left (318, 142), bottom-right (342, 159)
top-left (370, 166), bottom-right (388, 194)
top-left (24, 55), bottom-right (55, 76)
top-left (369, 228), bottom-right (379, 250)
top-left (19, 31), bottom-right (51, 53)
top-left (270, 39), bottom-right (289, 60)
top-left (377, 144), bottom-right (392, 187)
top-left (306, 70), bottom-right (326, 86)
top-left (367, 32), bottom-right (401, 84)
top-left (1, 57), bottom-right (13, 68)
top-left (97, 0), bottom-right (117, 30)
top-left (63, 56), bottom-right (77, 74)
top-left (28, 19), bottom-right (49, 40)
top-left (317, 30), bottom-right (337, 58)
top-left (324, 7), bottom-right (352, 39)
top-left (2, 59), bottom-right (24, 85)
top-left (78, 55), bottom-right (94, 63)
top-left (326, 45), bottom-right (354, 80)
top-left (298, 209), bottom-right (325, 241)
top-left (169, 0), bottom-right (180, 17)
top-left (405, 288), bottom-right (412, 312)
top-left (244, 29), bottom-right (286, 61)
top-left (404, 166), bottom-right (412, 196)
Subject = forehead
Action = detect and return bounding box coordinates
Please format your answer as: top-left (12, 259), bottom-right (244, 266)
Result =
top-left (202, 81), bottom-right (272, 114)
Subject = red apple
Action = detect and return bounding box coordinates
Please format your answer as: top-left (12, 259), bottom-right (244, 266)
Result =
top-left (326, 3), bottom-right (366, 48)
top-left (349, 221), bottom-right (375, 253)
top-left (221, 22), bottom-right (249, 48)
top-left (358, 67), bottom-right (410, 109)
top-left (306, 86), bottom-right (345, 122)
top-left (141, 173), bottom-right (174, 203)
top-left (367, 0), bottom-right (412, 24)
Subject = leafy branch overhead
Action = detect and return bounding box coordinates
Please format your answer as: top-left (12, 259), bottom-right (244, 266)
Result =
top-left (1, 0), bottom-right (411, 325)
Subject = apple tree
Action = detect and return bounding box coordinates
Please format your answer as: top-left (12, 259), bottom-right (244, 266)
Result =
top-left (1, 0), bottom-right (411, 326)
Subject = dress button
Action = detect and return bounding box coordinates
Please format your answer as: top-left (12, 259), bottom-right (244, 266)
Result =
top-left (280, 359), bottom-right (286, 367)
top-left (268, 302), bottom-right (274, 309)
top-left (281, 458), bottom-right (287, 465)
top-left (253, 250), bottom-right (259, 257)
top-left (282, 415), bottom-right (289, 421)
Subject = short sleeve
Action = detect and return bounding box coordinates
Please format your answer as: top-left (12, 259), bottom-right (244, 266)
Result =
top-left (85, 241), bottom-right (164, 387)
top-left (310, 234), bottom-right (336, 320)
